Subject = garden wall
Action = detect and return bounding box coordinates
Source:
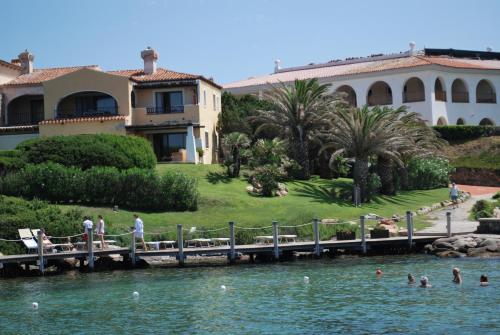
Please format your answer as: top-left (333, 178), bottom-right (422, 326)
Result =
top-left (451, 167), bottom-right (500, 187)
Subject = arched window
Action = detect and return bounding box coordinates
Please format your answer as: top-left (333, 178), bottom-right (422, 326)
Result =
top-left (403, 77), bottom-right (425, 103)
top-left (367, 81), bottom-right (392, 106)
top-left (476, 80), bottom-right (496, 103)
top-left (335, 85), bottom-right (357, 107)
top-left (434, 78), bottom-right (446, 102)
top-left (56, 91), bottom-right (118, 119)
top-left (6, 95), bottom-right (44, 126)
top-left (456, 118), bottom-right (465, 125)
top-left (479, 118), bottom-right (495, 126)
top-left (436, 117), bottom-right (448, 125)
top-left (451, 79), bottom-right (469, 103)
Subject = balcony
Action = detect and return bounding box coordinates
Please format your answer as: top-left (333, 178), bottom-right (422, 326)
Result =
top-left (133, 104), bottom-right (200, 126)
top-left (56, 108), bottom-right (118, 119)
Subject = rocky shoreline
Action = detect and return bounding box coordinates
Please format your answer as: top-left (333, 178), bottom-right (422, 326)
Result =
top-left (425, 234), bottom-right (500, 258)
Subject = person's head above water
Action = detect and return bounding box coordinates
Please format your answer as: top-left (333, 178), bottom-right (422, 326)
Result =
top-left (453, 267), bottom-right (460, 275)
top-left (420, 276), bottom-right (431, 287)
top-left (376, 268), bottom-right (383, 275)
top-left (408, 273), bottom-right (415, 282)
top-left (480, 274), bottom-right (489, 286)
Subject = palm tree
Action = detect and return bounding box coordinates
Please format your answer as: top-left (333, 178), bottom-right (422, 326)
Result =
top-left (321, 106), bottom-right (409, 201)
top-left (249, 79), bottom-right (337, 180)
top-left (221, 132), bottom-right (250, 177)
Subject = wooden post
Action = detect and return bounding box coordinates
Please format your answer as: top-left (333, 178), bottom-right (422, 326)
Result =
top-left (87, 227), bottom-right (94, 271)
top-left (229, 221), bottom-right (235, 263)
top-left (130, 230), bottom-right (136, 267)
top-left (177, 224), bottom-right (184, 266)
top-left (272, 221), bottom-right (279, 260)
top-left (37, 230), bottom-right (44, 275)
top-left (446, 212), bottom-right (452, 237)
top-left (406, 211), bottom-right (413, 249)
top-left (313, 218), bottom-right (320, 258)
top-left (360, 216), bottom-right (366, 254)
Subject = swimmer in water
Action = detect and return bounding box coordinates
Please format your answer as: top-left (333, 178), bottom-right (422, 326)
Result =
top-left (376, 268), bottom-right (383, 276)
top-left (408, 273), bottom-right (416, 284)
top-left (452, 267), bottom-right (462, 284)
top-left (480, 274), bottom-right (489, 286)
top-left (420, 276), bottom-right (432, 288)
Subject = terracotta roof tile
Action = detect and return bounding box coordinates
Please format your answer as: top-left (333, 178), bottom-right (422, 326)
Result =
top-left (1, 65), bottom-right (99, 87)
top-left (108, 67), bottom-right (199, 82)
top-left (224, 56), bottom-right (500, 89)
top-left (0, 59), bottom-right (22, 71)
top-left (39, 115), bottom-right (126, 125)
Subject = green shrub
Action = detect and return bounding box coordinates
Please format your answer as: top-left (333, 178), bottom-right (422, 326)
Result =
top-left (492, 192), bottom-right (500, 200)
top-left (433, 125), bottom-right (497, 141)
top-left (0, 163), bottom-right (198, 211)
top-left (366, 173), bottom-right (381, 200)
top-left (0, 150), bottom-right (24, 175)
top-left (17, 134), bottom-right (156, 170)
top-left (407, 157), bottom-right (453, 190)
top-left (471, 199), bottom-right (498, 220)
top-left (0, 196), bottom-right (82, 255)
top-left (251, 165), bottom-right (286, 197)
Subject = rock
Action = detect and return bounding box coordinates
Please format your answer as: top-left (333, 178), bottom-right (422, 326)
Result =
top-left (486, 244), bottom-right (498, 252)
top-left (467, 246), bottom-right (489, 257)
top-left (433, 241), bottom-right (455, 249)
top-left (436, 250), bottom-right (465, 258)
top-left (424, 244), bottom-right (434, 252)
top-left (246, 186), bottom-right (254, 193)
top-left (478, 238), bottom-right (498, 248)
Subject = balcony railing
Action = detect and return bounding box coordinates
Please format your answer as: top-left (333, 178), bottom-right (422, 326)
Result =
top-left (452, 92), bottom-right (469, 103)
top-left (435, 91), bottom-right (447, 102)
top-left (146, 105), bottom-right (184, 114)
top-left (403, 92), bottom-right (425, 103)
top-left (7, 111), bottom-right (42, 126)
top-left (56, 108), bottom-right (118, 119)
top-left (477, 95), bottom-right (497, 104)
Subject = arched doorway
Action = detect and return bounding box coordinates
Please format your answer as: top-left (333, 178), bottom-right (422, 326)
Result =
top-left (479, 118), bottom-right (495, 126)
top-left (367, 81), bottom-right (393, 106)
top-left (451, 79), bottom-right (469, 103)
top-left (476, 80), bottom-right (496, 103)
top-left (6, 95), bottom-right (44, 126)
top-left (335, 85), bottom-right (357, 107)
top-left (434, 78), bottom-right (446, 101)
top-left (456, 118), bottom-right (465, 125)
top-left (56, 91), bottom-right (118, 119)
top-left (403, 77), bottom-right (425, 103)
top-left (436, 117), bottom-right (448, 125)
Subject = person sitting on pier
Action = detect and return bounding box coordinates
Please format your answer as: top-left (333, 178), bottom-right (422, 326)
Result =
top-left (452, 267), bottom-right (462, 284)
top-left (40, 228), bottom-right (54, 251)
top-left (419, 276), bottom-right (432, 288)
top-left (480, 274), bottom-right (489, 286)
top-left (408, 273), bottom-right (416, 285)
top-left (133, 214), bottom-right (148, 251)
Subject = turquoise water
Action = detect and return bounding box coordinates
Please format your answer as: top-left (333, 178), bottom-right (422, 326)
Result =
top-left (0, 255), bottom-right (499, 335)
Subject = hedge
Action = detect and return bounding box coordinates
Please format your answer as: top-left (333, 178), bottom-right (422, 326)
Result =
top-left (16, 134), bottom-right (157, 170)
top-left (0, 150), bottom-right (24, 176)
top-left (407, 157), bottom-right (453, 190)
top-left (433, 125), bottom-right (498, 141)
top-left (0, 163), bottom-right (198, 211)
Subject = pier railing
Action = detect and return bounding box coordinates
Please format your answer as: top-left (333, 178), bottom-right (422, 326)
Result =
top-left (0, 211), bottom-right (457, 274)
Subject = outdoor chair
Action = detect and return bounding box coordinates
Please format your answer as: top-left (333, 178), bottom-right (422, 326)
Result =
top-left (18, 229), bottom-right (38, 254)
top-left (211, 237), bottom-right (230, 246)
top-left (146, 240), bottom-right (176, 250)
top-left (278, 235), bottom-right (297, 243)
top-left (255, 236), bottom-right (274, 244)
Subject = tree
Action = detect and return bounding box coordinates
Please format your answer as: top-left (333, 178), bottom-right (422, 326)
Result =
top-left (321, 106), bottom-right (409, 202)
top-left (250, 79), bottom-right (337, 180)
top-left (221, 132), bottom-right (250, 178)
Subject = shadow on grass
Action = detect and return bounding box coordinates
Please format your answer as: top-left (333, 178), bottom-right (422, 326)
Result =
top-left (206, 171), bottom-right (232, 184)
top-left (291, 178), bottom-right (354, 206)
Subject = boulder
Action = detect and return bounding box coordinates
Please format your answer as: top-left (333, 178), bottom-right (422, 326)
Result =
top-left (436, 250), bottom-right (465, 258)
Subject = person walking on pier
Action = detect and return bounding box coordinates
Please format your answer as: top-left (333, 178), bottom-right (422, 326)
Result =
top-left (82, 216), bottom-right (93, 250)
top-left (449, 183), bottom-right (460, 209)
top-left (96, 215), bottom-right (106, 250)
top-left (133, 214), bottom-right (148, 251)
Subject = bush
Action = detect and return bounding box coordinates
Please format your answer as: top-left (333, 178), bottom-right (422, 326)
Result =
top-left (493, 192), bottom-right (500, 200)
top-left (251, 165), bottom-right (285, 197)
top-left (0, 163), bottom-right (198, 211)
top-left (0, 150), bottom-right (24, 176)
top-left (433, 125), bottom-right (497, 141)
top-left (0, 196), bottom-right (82, 255)
top-left (471, 199), bottom-right (498, 220)
top-left (366, 173), bottom-right (381, 200)
top-left (17, 134), bottom-right (156, 170)
top-left (407, 157), bottom-right (453, 190)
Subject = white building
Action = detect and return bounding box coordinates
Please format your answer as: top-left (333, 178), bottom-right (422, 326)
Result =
top-left (223, 45), bottom-right (500, 126)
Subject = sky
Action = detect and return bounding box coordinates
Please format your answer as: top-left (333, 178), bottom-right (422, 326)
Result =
top-left (1, 0), bottom-right (499, 85)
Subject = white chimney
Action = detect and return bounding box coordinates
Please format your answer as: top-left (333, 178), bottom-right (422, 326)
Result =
top-left (486, 46), bottom-right (493, 52)
top-left (18, 50), bottom-right (34, 74)
top-left (141, 47), bottom-right (159, 75)
top-left (274, 59), bottom-right (281, 73)
top-left (409, 42), bottom-right (417, 56)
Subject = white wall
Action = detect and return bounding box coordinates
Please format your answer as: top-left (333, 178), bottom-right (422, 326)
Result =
top-left (0, 133), bottom-right (39, 150)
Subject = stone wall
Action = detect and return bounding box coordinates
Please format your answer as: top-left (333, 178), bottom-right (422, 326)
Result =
top-left (451, 167), bottom-right (500, 187)
top-left (477, 218), bottom-right (500, 234)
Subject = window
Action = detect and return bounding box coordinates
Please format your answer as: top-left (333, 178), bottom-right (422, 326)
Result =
top-left (213, 94), bottom-right (216, 111)
top-left (203, 90), bottom-right (207, 106)
top-left (154, 91), bottom-right (184, 113)
top-left (205, 131), bottom-right (209, 148)
top-left (131, 91), bottom-right (136, 108)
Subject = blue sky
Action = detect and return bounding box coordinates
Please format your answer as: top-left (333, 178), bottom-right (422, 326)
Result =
top-left (1, 0), bottom-right (499, 84)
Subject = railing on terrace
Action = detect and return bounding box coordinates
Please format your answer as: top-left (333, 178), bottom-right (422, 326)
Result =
top-left (146, 105), bottom-right (184, 114)
top-left (7, 111), bottom-right (42, 126)
top-left (477, 95), bottom-right (497, 104)
top-left (403, 92), bottom-right (425, 103)
top-left (56, 108), bottom-right (118, 119)
top-left (451, 92), bottom-right (469, 103)
top-left (435, 91), bottom-right (447, 102)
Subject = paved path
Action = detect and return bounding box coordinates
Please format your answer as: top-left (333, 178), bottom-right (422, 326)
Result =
top-left (420, 185), bottom-right (499, 234)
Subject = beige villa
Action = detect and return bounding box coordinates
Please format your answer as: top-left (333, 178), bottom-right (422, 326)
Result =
top-left (0, 48), bottom-right (222, 163)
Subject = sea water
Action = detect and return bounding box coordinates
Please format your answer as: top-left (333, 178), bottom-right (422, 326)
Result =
top-left (0, 255), bottom-right (498, 335)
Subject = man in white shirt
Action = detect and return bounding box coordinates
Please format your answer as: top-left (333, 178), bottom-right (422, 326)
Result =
top-left (133, 214), bottom-right (148, 251)
top-left (82, 216), bottom-right (93, 250)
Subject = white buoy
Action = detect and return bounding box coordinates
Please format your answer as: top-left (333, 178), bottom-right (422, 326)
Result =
top-left (304, 276), bottom-right (310, 284)
top-left (132, 291), bottom-right (139, 299)
top-left (32, 302), bottom-right (38, 310)
top-left (220, 285), bottom-right (227, 291)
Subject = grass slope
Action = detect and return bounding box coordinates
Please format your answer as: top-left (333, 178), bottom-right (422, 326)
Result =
top-left (60, 164), bottom-right (448, 237)
top-left (445, 136), bottom-right (500, 169)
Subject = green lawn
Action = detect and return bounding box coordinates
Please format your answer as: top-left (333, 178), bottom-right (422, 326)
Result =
top-left (59, 164), bottom-right (448, 240)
